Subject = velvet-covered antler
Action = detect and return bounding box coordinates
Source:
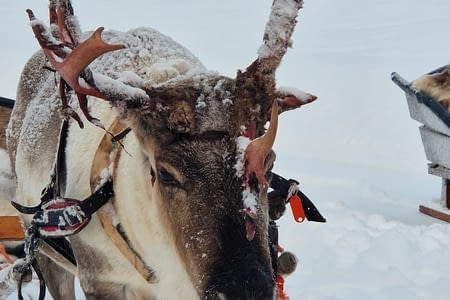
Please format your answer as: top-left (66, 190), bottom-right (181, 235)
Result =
top-left (244, 100), bottom-right (279, 189)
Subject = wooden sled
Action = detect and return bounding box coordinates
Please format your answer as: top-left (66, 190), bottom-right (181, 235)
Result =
top-left (392, 67), bottom-right (450, 222)
top-left (0, 216), bottom-right (25, 241)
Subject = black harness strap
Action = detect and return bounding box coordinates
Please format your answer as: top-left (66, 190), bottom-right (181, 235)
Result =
top-left (268, 172), bottom-right (326, 281)
top-left (12, 119), bottom-right (116, 300)
top-left (43, 238), bottom-right (77, 266)
top-left (29, 180), bottom-right (114, 234)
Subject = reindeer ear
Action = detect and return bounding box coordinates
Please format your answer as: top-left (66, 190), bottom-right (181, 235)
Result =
top-left (276, 86), bottom-right (317, 114)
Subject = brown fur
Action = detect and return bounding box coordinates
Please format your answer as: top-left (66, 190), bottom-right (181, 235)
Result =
top-left (36, 254), bottom-right (76, 300)
top-left (412, 67), bottom-right (450, 113)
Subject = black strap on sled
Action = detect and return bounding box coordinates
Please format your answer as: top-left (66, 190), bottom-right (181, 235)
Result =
top-left (0, 96), bottom-right (15, 108)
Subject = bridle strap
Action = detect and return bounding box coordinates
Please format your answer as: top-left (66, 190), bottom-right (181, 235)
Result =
top-left (90, 119), bottom-right (158, 283)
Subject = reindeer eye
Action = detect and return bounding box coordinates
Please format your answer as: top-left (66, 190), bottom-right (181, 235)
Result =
top-left (158, 169), bottom-right (179, 185)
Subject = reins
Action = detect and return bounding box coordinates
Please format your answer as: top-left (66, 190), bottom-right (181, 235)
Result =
top-left (10, 118), bottom-right (129, 299)
top-left (12, 119), bottom-right (72, 300)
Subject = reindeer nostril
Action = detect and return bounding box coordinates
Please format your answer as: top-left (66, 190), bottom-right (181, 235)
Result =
top-left (205, 291), bottom-right (228, 300)
top-left (205, 269), bottom-right (275, 300)
top-left (216, 293), bottom-right (227, 300)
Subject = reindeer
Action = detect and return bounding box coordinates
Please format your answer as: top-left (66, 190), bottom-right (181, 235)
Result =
top-left (6, 0), bottom-right (316, 299)
top-left (0, 97), bottom-right (14, 149)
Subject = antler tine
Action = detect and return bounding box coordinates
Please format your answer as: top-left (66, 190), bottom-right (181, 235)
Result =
top-left (53, 27), bottom-right (125, 99)
top-left (28, 10), bottom-right (122, 99)
top-left (238, 0), bottom-right (304, 88)
top-left (27, 4), bottom-right (150, 123)
top-left (257, 0), bottom-right (304, 74)
top-left (54, 0), bottom-right (81, 46)
top-left (243, 100), bottom-right (279, 188)
top-left (234, 0), bottom-right (305, 138)
top-left (49, 0), bottom-right (58, 36)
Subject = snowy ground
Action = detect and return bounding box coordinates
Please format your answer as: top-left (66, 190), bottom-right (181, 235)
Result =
top-left (2, 0), bottom-right (450, 299)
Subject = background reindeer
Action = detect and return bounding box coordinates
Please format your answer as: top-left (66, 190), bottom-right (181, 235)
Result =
top-left (7, 0), bottom-right (315, 299)
top-left (0, 98), bottom-right (13, 150)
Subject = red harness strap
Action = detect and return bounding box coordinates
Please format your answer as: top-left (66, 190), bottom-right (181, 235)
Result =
top-left (276, 274), bottom-right (289, 300)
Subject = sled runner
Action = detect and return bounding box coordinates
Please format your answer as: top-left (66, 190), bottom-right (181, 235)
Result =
top-left (392, 67), bottom-right (450, 222)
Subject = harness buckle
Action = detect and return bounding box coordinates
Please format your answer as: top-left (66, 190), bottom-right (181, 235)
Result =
top-left (287, 180), bottom-right (299, 200)
top-left (62, 204), bottom-right (86, 227)
top-left (31, 198), bottom-right (90, 237)
top-left (286, 179), bottom-right (306, 223)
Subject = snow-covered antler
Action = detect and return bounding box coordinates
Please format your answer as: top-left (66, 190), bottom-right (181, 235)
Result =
top-left (27, 0), bottom-right (149, 127)
top-left (261, 0), bottom-right (317, 109)
top-left (237, 0), bottom-right (315, 189)
top-left (258, 0), bottom-right (304, 75)
top-left (48, 0), bottom-right (79, 46)
top-left (237, 0), bottom-right (314, 108)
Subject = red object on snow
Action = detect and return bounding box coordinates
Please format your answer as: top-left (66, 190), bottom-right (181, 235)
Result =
top-left (0, 243), bottom-right (14, 265)
top-left (289, 194), bottom-right (306, 223)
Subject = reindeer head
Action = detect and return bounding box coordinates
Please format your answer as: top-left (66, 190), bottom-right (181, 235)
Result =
top-left (27, 0), bottom-right (315, 298)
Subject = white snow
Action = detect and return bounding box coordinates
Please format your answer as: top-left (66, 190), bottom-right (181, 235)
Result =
top-left (2, 0), bottom-right (450, 299)
top-left (235, 135), bottom-right (251, 178)
top-left (235, 135), bottom-right (260, 215)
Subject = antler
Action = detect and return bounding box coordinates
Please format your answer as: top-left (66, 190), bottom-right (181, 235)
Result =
top-left (244, 100), bottom-right (278, 188)
top-left (257, 0), bottom-right (304, 75)
top-left (234, 0), bottom-right (311, 134)
top-left (236, 0), bottom-right (314, 182)
top-left (240, 0), bottom-right (305, 90)
top-left (27, 0), bottom-right (149, 127)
